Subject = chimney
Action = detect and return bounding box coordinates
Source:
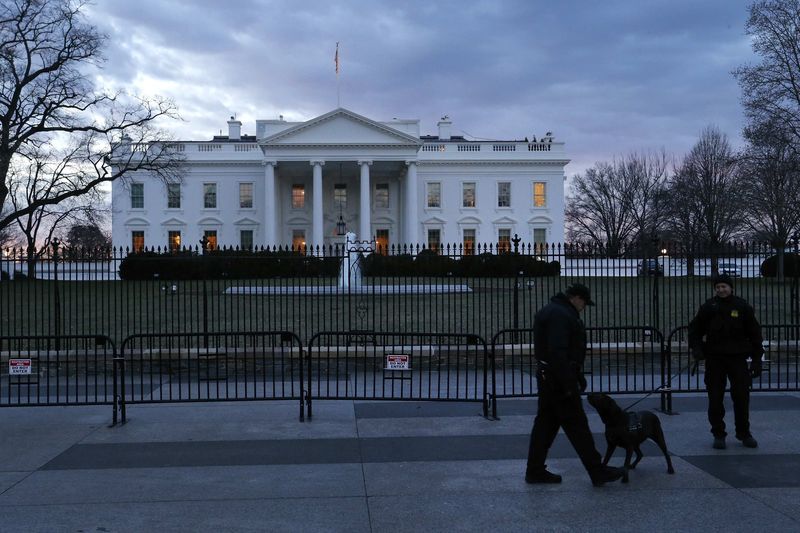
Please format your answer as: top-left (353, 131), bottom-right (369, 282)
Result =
top-left (437, 115), bottom-right (452, 140)
top-left (227, 116), bottom-right (242, 140)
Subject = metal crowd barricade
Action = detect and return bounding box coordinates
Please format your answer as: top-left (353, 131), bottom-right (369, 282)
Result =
top-left (306, 331), bottom-right (490, 419)
top-left (0, 335), bottom-right (123, 424)
top-left (119, 331), bottom-right (306, 421)
top-left (490, 326), bottom-right (668, 417)
top-left (666, 324), bottom-right (800, 409)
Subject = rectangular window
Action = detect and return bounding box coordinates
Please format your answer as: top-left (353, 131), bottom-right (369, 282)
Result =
top-left (374, 183), bottom-right (389, 209)
top-left (131, 231), bottom-right (145, 253)
top-left (130, 183), bottom-right (144, 209)
top-left (292, 184), bottom-right (305, 209)
top-left (462, 182), bottom-right (476, 208)
top-left (498, 229), bottom-right (511, 253)
top-left (203, 230), bottom-right (217, 251)
top-left (203, 183), bottom-right (217, 209)
top-left (376, 229), bottom-right (389, 255)
top-left (292, 229), bottom-right (306, 250)
top-left (427, 229), bottom-right (441, 252)
top-left (498, 182), bottom-right (510, 208)
top-left (168, 230), bottom-right (181, 252)
top-left (534, 228), bottom-right (547, 253)
top-left (239, 183), bottom-right (253, 209)
top-left (426, 182), bottom-right (441, 208)
top-left (334, 183), bottom-right (347, 210)
top-left (240, 230), bottom-right (253, 250)
top-left (463, 229), bottom-right (476, 256)
top-left (533, 182), bottom-right (546, 207)
top-left (167, 183), bottom-right (180, 209)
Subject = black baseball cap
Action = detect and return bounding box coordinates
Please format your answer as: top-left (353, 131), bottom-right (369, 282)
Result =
top-left (565, 283), bottom-right (595, 306)
top-left (712, 274), bottom-right (734, 289)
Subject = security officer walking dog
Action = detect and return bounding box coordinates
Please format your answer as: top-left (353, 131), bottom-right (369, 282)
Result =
top-left (526, 283), bottom-right (625, 486)
top-left (689, 274), bottom-right (763, 450)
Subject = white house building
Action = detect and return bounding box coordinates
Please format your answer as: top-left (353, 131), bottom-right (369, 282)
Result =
top-left (111, 108), bottom-right (568, 254)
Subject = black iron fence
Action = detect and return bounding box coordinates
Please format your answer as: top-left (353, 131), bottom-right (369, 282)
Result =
top-left (306, 331), bottom-right (489, 418)
top-left (0, 334), bottom-right (123, 423)
top-left (119, 331), bottom-right (305, 420)
top-left (2, 240), bottom-right (798, 346)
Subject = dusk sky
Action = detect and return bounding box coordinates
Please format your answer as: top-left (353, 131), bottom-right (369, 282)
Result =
top-left (86, 0), bottom-right (756, 181)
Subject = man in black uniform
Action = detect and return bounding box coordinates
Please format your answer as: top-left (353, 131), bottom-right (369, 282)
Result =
top-left (689, 274), bottom-right (763, 450)
top-left (526, 283), bottom-right (624, 486)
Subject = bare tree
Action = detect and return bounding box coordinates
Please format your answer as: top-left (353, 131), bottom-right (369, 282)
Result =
top-left (740, 120), bottom-right (800, 278)
top-left (734, 0), bottom-right (800, 147)
top-left (0, 0), bottom-right (183, 233)
top-left (566, 151), bottom-right (670, 256)
top-left (665, 126), bottom-right (745, 273)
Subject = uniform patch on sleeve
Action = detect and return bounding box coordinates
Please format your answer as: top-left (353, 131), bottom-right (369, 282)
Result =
top-left (731, 310), bottom-right (739, 318)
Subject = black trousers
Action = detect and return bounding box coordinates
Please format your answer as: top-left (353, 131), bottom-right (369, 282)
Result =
top-left (704, 355), bottom-right (751, 438)
top-left (526, 377), bottom-right (601, 476)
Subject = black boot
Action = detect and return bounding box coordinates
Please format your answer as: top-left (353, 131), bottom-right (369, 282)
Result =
top-left (590, 465), bottom-right (625, 487)
top-left (525, 468), bottom-right (562, 484)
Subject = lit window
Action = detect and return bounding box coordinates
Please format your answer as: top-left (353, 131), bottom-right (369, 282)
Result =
top-left (130, 183), bottom-right (144, 209)
top-left (427, 182), bottom-right (441, 208)
top-left (240, 230), bottom-right (253, 250)
top-left (203, 230), bottom-right (217, 251)
top-left (463, 182), bottom-right (476, 208)
top-left (167, 183), bottom-right (180, 209)
top-left (498, 229), bottom-right (511, 253)
top-left (533, 182), bottom-right (546, 207)
top-left (131, 231), bottom-right (145, 252)
top-left (463, 229), bottom-right (476, 256)
top-left (498, 182), bottom-right (510, 208)
top-left (427, 229), bottom-right (441, 252)
top-left (374, 183), bottom-right (389, 209)
top-left (375, 229), bottom-right (389, 255)
top-left (168, 230), bottom-right (181, 252)
top-left (292, 229), bottom-right (306, 250)
top-left (239, 183), bottom-right (253, 208)
top-left (334, 183), bottom-right (347, 210)
top-left (292, 184), bottom-right (305, 209)
top-left (203, 183), bottom-right (217, 209)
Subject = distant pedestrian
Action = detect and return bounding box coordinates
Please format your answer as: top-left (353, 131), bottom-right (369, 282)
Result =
top-left (689, 274), bottom-right (763, 450)
top-left (526, 283), bottom-right (625, 486)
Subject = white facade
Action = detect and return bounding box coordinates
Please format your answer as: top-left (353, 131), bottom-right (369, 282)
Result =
top-left (111, 108), bottom-right (568, 252)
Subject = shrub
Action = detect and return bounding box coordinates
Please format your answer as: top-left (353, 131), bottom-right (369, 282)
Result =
top-left (760, 253), bottom-right (800, 277)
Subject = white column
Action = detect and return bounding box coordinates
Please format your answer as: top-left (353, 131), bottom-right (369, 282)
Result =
top-left (311, 160), bottom-right (324, 252)
top-left (359, 160), bottom-right (372, 241)
top-left (404, 161), bottom-right (419, 245)
top-left (263, 160), bottom-right (276, 247)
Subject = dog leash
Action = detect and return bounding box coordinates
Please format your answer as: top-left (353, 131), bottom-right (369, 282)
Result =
top-left (618, 360), bottom-right (693, 412)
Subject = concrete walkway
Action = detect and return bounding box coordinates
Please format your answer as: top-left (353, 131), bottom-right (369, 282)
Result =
top-left (1, 393), bottom-right (799, 532)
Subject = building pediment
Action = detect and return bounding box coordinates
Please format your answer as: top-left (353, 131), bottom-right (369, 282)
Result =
top-left (457, 216), bottom-right (482, 225)
top-left (233, 217), bottom-right (260, 226)
top-left (422, 216), bottom-right (447, 225)
top-left (124, 217), bottom-right (150, 226)
top-left (197, 216), bottom-right (224, 226)
top-left (492, 216), bottom-right (517, 225)
top-left (528, 214), bottom-right (553, 224)
top-left (262, 108), bottom-right (422, 148)
top-left (161, 217), bottom-right (186, 226)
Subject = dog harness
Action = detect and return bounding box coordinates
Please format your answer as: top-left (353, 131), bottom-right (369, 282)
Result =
top-left (626, 412), bottom-right (644, 435)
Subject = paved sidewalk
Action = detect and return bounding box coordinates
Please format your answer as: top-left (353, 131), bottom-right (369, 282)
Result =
top-left (1, 393), bottom-right (799, 532)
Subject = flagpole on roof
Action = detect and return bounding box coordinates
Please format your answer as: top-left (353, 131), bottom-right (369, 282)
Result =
top-left (335, 41), bottom-right (341, 108)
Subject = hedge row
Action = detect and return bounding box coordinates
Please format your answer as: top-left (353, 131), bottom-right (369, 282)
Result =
top-left (117, 249), bottom-right (560, 280)
top-left (760, 253), bottom-right (800, 277)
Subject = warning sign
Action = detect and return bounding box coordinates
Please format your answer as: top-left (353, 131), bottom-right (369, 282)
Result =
top-left (9, 358), bottom-right (32, 375)
top-left (385, 354), bottom-right (410, 371)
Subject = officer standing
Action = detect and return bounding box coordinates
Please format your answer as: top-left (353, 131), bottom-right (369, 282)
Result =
top-left (526, 283), bottom-right (624, 486)
top-left (689, 274), bottom-right (763, 449)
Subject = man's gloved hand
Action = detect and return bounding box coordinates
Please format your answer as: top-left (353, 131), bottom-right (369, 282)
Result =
top-left (749, 358), bottom-right (762, 378)
top-left (692, 347), bottom-right (705, 361)
top-left (577, 373), bottom-right (588, 393)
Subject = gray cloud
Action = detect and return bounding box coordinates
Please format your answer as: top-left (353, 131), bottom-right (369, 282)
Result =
top-left (86, 0), bottom-right (754, 175)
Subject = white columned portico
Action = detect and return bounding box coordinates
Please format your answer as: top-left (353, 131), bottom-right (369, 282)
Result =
top-left (404, 161), bottom-right (418, 244)
top-left (358, 160), bottom-right (372, 241)
top-left (263, 160), bottom-right (277, 247)
top-left (311, 160), bottom-right (324, 251)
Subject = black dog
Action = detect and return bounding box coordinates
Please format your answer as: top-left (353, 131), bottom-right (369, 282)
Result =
top-left (587, 393), bottom-right (675, 483)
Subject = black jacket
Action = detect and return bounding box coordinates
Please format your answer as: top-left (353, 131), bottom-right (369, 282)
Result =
top-left (688, 294), bottom-right (763, 357)
top-left (533, 293), bottom-right (586, 393)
